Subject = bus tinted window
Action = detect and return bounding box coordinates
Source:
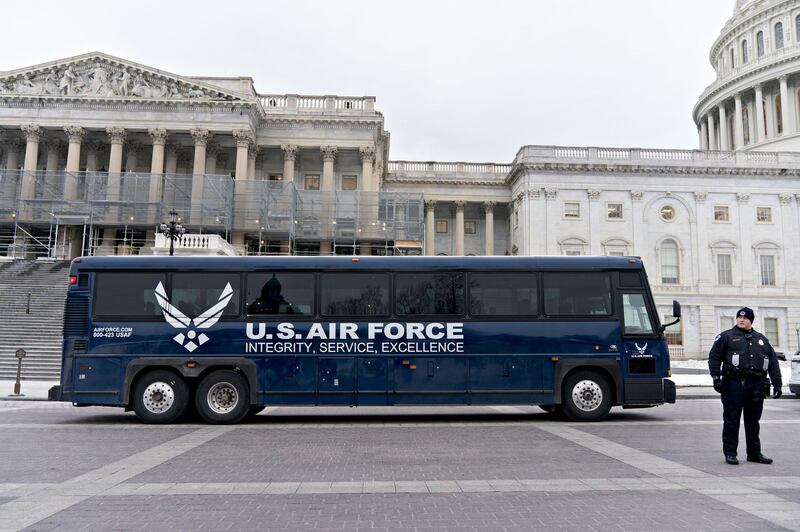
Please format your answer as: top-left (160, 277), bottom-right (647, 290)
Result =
top-left (619, 271), bottom-right (643, 287)
top-left (246, 273), bottom-right (314, 315)
top-left (321, 273), bottom-right (389, 316)
top-left (94, 272), bottom-right (166, 317)
top-left (396, 272), bottom-right (464, 315)
top-left (543, 273), bottom-right (612, 316)
top-left (469, 272), bottom-right (538, 316)
top-left (171, 273), bottom-right (241, 317)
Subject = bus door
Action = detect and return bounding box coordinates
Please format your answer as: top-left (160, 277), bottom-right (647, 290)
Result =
top-left (618, 290), bottom-right (664, 403)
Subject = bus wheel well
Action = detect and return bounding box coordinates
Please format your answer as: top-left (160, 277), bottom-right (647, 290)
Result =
top-left (555, 363), bottom-right (621, 406)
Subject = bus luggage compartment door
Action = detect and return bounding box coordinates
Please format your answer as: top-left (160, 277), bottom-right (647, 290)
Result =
top-left (318, 357), bottom-right (355, 405)
top-left (392, 357), bottom-right (468, 404)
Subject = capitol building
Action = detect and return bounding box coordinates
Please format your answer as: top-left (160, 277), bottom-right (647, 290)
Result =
top-left (2, 0), bottom-right (800, 359)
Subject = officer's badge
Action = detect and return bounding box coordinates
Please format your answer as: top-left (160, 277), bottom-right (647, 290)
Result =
top-left (758, 339), bottom-right (764, 346)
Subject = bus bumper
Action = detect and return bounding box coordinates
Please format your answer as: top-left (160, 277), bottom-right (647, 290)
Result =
top-left (48, 385), bottom-right (62, 401)
top-left (623, 378), bottom-right (675, 405)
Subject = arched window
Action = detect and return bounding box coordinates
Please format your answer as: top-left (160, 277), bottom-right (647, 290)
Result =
top-left (757, 30), bottom-right (765, 57)
top-left (742, 40), bottom-right (749, 64)
top-left (775, 21), bottom-right (784, 49)
top-left (796, 15), bottom-right (800, 43)
top-left (660, 239), bottom-right (679, 284)
top-left (776, 94), bottom-right (783, 134)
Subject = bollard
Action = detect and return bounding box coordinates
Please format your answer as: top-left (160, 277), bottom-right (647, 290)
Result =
top-left (9, 348), bottom-right (26, 397)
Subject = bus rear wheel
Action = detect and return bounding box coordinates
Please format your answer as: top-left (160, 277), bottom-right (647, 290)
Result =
top-left (195, 370), bottom-right (250, 425)
top-left (132, 370), bottom-right (189, 424)
top-left (561, 370), bottom-right (612, 422)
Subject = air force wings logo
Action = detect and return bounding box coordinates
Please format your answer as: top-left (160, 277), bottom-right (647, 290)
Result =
top-left (154, 282), bottom-right (234, 352)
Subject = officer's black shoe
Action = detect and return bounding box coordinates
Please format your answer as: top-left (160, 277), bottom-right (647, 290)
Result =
top-left (746, 454), bottom-right (773, 464)
top-left (725, 455), bottom-right (739, 465)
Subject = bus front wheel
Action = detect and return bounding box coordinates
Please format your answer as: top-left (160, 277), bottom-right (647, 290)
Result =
top-left (561, 370), bottom-right (612, 422)
top-left (195, 370), bottom-right (250, 425)
top-left (132, 370), bottom-right (189, 424)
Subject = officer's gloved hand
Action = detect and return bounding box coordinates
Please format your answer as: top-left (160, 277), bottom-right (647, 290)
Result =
top-left (773, 386), bottom-right (783, 399)
top-left (713, 377), bottom-right (726, 394)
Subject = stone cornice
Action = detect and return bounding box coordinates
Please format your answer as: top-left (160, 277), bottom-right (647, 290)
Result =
top-left (385, 175), bottom-right (507, 187)
top-left (507, 161), bottom-right (800, 181)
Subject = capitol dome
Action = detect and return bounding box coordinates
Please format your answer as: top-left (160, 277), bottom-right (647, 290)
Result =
top-left (693, 0), bottom-right (800, 152)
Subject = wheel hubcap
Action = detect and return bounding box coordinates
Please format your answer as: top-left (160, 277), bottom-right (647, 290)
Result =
top-left (207, 382), bottom-right (239, 414)
top-left (571, 379), bottom-right (603, 412)
top-left (143, 381), bottom-right (175, 414)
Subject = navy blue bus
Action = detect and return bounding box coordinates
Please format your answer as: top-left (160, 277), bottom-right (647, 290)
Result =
top-left (51, 255), bottom-right (678, 423)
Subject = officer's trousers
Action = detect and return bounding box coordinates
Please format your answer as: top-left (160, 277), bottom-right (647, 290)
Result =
top-left (721, 375), bottom-right (764, 457)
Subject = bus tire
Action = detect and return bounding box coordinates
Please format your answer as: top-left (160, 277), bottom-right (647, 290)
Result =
top-left (132, 370), bottom-right (189, 424)
top-left (195, 370), bottom-right (249, 425)
top-left (561, 370), bottom-right (612, 422)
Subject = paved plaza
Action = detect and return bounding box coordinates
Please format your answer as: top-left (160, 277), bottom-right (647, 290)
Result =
top-left (0, 398), bottom-right (799, 531)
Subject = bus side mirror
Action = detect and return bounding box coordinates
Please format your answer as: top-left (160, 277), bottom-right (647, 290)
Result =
top-left (660, 300), bottom-right (681, 333)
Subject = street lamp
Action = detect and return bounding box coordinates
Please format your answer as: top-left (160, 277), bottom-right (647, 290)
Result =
top-left (159, 210), bottom-right (185, 256)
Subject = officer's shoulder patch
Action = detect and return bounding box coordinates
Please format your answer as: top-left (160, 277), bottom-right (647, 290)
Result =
top-left (714, 334), bottom-right (721, 342)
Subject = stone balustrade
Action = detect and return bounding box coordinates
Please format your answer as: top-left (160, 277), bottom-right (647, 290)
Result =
top-left (153, 233), bottom-right (239, 256)
top-left (258, 94), bottom-right (376, 114)
top-left (387, 161), bottom-right (512, 176)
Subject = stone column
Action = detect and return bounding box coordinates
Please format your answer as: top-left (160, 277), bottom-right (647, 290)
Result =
top-left (752, 85), bottom-right (764, 144)
top-left (281, 144), bottom-right (297, 184)
top-left (718, 104), bottom-right (729, 151)
top-left (247, 145), bottom-right (258, 179)
top-left (85, 141), bottom-right (102, 172)
top-left (694, 191), bottom-right (710, 290)
top-left (424, 199), bottom-right (436, 256)
top-left (699, 121), bottom-right (709, 150)
top-left (320, 145), bottom-right (337, 191)
top-left (734, 93), bottom-right (744, 149)
top-left (190, 129), bottom-right (210, 224)
top-left (44, 141), bottom-right (61, 172)
top-left (359, 146), bottom-right (375, 192)
top-left (780, 76), bottom-right (792, 135)
top-left (780, 193), bottom-right (798, 290)
top-left (233, 130), bottom-right (253, 180)
top-left (148, 128), bottom-right (167, 224)
top-left (737, 193), bottom-right (754, 290)
top-left (454, 200), bottom-right (465, 256)
top-left (63, 126), bottom-right (84, 200)
top-left (103, 127), bottom-right (126, 250)
top-left (707, 114), bottom-right (717, 150)
top-left (20, 125), bottom-right (42, 205)
top-left (543, 187), bottom-right (558, 254)
top-left (43, 140), bottom-right (62, 202)
top-left (630, 191), bottom-right (645, 258)
top-left (483, 201), bottom-right (495, 256)
top-left (4, 138), bottom-right (21, 170)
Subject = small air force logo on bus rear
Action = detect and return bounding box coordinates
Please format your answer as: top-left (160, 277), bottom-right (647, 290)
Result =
top-left (154, 282), bottom-right (234, 352)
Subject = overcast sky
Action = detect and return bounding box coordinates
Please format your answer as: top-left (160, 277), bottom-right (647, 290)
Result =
top-left (2, 0), bottom-right (733, 162)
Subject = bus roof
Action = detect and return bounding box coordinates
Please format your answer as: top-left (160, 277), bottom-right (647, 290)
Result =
top-left (72, 255), bottom-right (645, 272)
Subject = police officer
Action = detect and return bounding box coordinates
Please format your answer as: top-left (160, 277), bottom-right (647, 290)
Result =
top-left (708, 307), bottom-right (783, 465)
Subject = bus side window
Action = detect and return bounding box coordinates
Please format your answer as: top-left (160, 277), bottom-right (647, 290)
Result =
top-left (468, 272), bottom-right (537, 316)
top-left (94, 272), bottom-right (166, 318)
top-left (395, 272), bottom-right (464, 316)
top-left (320, 273), bottom-right (390, 316)
top-left (171, 273), bottom-right (241, 317)
top-left (542, 272), bottom-right (612, 317)
top-left (621, 293), bottom-right (655, 335)
top-left (246, 272), bottom-right (314, 315)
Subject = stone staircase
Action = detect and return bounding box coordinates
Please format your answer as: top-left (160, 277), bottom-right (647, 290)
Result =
top-left (0, 260), bottom-right (71, 380)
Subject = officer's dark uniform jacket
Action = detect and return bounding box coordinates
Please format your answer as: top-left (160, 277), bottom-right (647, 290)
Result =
top-left (708, 326), bottom-right (782, 386)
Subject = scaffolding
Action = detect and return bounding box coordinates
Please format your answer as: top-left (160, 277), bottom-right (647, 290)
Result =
top-left (0, 169), bottom-right (423, 257)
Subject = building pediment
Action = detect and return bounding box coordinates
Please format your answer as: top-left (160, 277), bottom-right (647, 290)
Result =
top-left (0, 52), bottom-right (247, 103)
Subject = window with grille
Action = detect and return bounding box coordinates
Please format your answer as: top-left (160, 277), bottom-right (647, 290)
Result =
top-left (742, 40), bottom-right (749, 64)
top-left (756, 206), bottom-right (772, 223)
top-left (760, 255), bottom-right (776, 286)
top-left (660, 240), bottom-right (679, 284)
top-left (717, 254), bottom-right (732, 285)
top-left (304, 174), bottom-right (320, 190)
top-left (341, 175), bottom-right (358, 191)
top-left (714, 205), bottom-right (730, 222)
top-left (435, 220), bottom-right (448, 234)
top-left (564, 202), bottom-right (581, 218)
top-left (607, 203), bottom-right (623, 219)
top-left (775, 22), bottom-right (784, 49)
top-left (764, 317), bottom-right (779, 346)
top-left (663, 314), bottom-right (683, 345)
top-left (464, 220), bottom-right (477, 235)
top-left (757, 31), bottom-right (765, 57)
